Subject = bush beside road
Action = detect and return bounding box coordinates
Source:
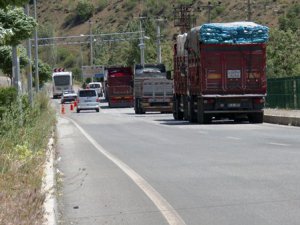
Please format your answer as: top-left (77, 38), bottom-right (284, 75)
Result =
top-left (0, 89), bottom-right (56, 225)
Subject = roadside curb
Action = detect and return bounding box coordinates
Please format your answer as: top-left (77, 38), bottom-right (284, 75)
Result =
top-left (42, 135), bottom-right (57, 225)
top-left (264, 115), bottom-right (300, 127)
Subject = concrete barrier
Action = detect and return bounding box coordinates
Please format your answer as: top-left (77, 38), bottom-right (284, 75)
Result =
top-left (264, 115), bottom-right (300, 127)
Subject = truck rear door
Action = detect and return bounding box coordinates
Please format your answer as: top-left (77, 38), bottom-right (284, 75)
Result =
top-left (143, 79), bottom-right (173, 102)
top-left (203, 44), bottom-right (266, 95)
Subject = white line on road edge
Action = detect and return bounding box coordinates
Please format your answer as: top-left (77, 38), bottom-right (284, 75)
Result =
top-left (42, 136), bottom-right (57, 225)
top-left (69, 118), bottom-right (187, 225)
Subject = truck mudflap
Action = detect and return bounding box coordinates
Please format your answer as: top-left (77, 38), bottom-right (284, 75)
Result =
top-left (141, 97), bottom-right (173, 113)
top-left (108, 96), bottom-right (133, 108)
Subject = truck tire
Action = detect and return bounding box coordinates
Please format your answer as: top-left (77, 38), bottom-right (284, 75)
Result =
top-left (183, 96), bottom-right (189, 120)
top-left (135, 98), bottom-right (144, 114)
top-left (197, 110), bottom-right (204, 124)
top-left (248, 112), bottom-right (264, 123)
top-left (173, 95), bottom-right (183, 120)
top-left (188, 96), bottom-right (197, 123)
top-left (197, 98), bottom-right (211, 124)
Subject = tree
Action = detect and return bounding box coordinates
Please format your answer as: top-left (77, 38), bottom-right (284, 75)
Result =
top-left (267, 29), bottom-right (300, 78)
top-left (0, 0), bottom-right (30, 9)
top-left (278, 3), bottom-right (300, 32)
top-left (76, 0), bottom-right (94, 23)
top-left (0, 45), bottom-right (29, 80)
top-left (0, 7), bottom-right (36, 46)
top-left (32, 60), bottom-right (52, 87)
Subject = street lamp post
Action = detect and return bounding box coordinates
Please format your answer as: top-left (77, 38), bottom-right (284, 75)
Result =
top-left (33, 0), bottom-right (39, 92)
top-left (139, 17), bottom-right (145, 67)
top-left (25, 4), bottom-right (33, 105)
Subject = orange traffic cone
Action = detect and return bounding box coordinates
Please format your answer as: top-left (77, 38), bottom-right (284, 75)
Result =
top-left (61, 104), bottom-right (65, 114)
top-left (70, 102), bottom-right (74, 111)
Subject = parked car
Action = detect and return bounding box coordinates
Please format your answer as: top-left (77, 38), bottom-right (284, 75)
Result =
top-left (61, 90), bottom-right (77, 104)
top-left (76, 89), bottom-right (99, 113)
top-left (87, 82), bottom-right (103, 97)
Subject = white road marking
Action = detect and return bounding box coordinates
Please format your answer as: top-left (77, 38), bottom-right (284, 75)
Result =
top-left (226, 136), bottom-right (241, 140)
top-left (68, 118), bottom-right (187, 225)
top-left (268, 142), bottom-right (291, 147)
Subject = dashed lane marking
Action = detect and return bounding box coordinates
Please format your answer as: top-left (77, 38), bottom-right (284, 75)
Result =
top-left (268, 142), bottom-right (291, 147)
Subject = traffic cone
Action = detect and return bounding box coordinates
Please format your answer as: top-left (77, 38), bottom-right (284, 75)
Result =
top-left (73, 101), bottom-right (77, 107)
top-left (61, 104), bottom-right (65, 114)
top-left (70, 102), bottom-right (74, 111)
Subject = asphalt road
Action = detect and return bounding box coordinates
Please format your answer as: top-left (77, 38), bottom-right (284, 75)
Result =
top-left (56, 99), bottom-right (300, 225)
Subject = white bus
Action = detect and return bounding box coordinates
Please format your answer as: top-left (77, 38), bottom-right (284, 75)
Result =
top-left (52, 71), bottom-right (73, 99)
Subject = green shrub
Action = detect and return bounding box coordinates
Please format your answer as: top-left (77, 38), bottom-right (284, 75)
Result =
top-left (0, 87), bottom-right (17, 118)
top-left (123, 0), bottom-right (136, 11)
top-left (96, 0), bottom-right (108, 13)
top-left (0, 91), bottom-right (55, 225)
top-left (75, 0), bottom-right (95, 23)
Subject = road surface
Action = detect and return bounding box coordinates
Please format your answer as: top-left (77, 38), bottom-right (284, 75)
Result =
top-left (56, 99), bottom-right (300, 225)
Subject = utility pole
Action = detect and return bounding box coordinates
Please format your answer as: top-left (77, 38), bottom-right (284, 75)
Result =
top-left (89, 20), bottom-right (93, 66)
top-left (12, 46), bottom-right (21, 93)
top-left (156, 18), bottom-right (164, 64)
top-left (196, 2), bottom-right (222, 23)
top-left (173, 4), bottom-right (195, 33)
top-left (247, 0), bottom-right (252, 21)
top-left (138, 17), bottom-right (145, 67)
top-left (12, 6), bottom-right (21, 94)
top-left (33, 0), bottom-right (39, 92)
top-left (89, 20), bottom-right (94, 81)
top-left (25, 4), bottom-right (33, 105)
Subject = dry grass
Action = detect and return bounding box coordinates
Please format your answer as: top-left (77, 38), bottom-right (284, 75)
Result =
top-left (0, 91), bottom-right (56, 225)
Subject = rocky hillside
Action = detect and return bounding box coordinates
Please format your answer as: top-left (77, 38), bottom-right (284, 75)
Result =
top-left (31, 0), bottom-right (299, 78)
top-left (35, 0), bottom-right (297, 38)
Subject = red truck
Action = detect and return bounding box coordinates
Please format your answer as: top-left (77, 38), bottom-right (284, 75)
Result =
top-left (171, 22), bottom-right (268, 123)
top-left (104, 66), bottom-right (134, 108)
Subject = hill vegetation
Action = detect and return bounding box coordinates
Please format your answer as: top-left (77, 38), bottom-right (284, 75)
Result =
top-left (34, 0), bottom-right (299, 79)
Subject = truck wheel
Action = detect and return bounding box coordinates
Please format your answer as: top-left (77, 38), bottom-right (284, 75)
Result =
top-left (188, 96), bottom-right (197, 123)
top-left (183, 96), bottom-right (189, 120)
top-left (248, 112), bottom-right (264, 123)
top-left (96, 108), bottom-right (99, 112)
top-left (173, 96), bottom-right (184, 120)
top-left (135, 98), bottom-right (142, 114)
top-left (197, 98), bottom-right (204, 124)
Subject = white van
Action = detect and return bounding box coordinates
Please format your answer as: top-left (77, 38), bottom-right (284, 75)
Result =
top-left (76, 89), bottom-right (99, 113)
top-left (87, 82), bottom-right (103, 97)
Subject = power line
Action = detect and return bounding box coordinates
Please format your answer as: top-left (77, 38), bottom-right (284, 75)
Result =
top-left (33, 31), bottom-right (142, 46)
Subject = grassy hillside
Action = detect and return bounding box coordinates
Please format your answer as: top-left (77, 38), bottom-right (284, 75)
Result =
top-left (33, 0), bottom-right (299, 78)
top-left (36, 0), bottom-right (296, 35)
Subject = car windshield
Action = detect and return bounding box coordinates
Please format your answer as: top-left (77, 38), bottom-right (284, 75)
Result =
top-left (79, 90), bottom-right (96, 97)
top-left (89, 84), bottom-right (101, 88)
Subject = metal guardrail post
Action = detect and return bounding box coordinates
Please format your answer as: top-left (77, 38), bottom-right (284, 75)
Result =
top-left (294, 79), bottom-right (297, 109)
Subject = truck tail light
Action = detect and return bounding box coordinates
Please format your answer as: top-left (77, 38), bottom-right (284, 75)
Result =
top-left (204, 99), bottom-right (215, 104)
top-left (96, 98), bottom-right (99, 102)
top-left (254, 98), bottom-right (264, 104)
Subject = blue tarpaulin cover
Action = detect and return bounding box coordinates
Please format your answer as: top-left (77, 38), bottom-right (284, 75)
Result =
top-left (199, 22), bottom-right (269, 44)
